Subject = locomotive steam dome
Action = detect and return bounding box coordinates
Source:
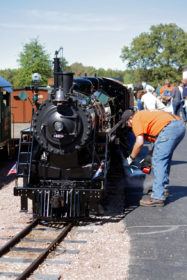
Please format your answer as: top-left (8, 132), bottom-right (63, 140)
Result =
top-left (32, 99), bottom-right (93, 154)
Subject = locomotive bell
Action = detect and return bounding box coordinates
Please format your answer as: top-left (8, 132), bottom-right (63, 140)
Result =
top-left (54, 87), bottom-right (65, 102)
top-left (54, 72), bottom-right (74, 102)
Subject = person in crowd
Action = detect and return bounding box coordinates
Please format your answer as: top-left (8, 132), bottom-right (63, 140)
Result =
top-left (135, 89), bottom-right (146, 110)
top-left (182, 78), bottom-right (187, 122)
top-left (160, 79), bottom-right (173, 105)
top-left (135, 91), bottom-right (144, 111)
top-left (133, 83), bottom-right (145, 111)
top-left (121, 109), bottom-right (186, 207)
top-left (141, 87), bottom-right (167, 111)
top-left (142, 78), bottom-right (155, 95)
top-left (140, 83), bottom-right (173, 112)
top-left (136, 78), bottom-right (155, 110)
top-left (155, 83), bottom-right (162, 97)
top-left (172, 82), bottom-right (186, 121)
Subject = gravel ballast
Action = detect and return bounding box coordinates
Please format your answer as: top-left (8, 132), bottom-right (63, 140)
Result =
top-left (0, 179), bottom-right (130, 280)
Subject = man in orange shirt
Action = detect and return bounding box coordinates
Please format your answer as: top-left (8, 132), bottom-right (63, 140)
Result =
top-left (160, 79), bottom-right (173, 105)
top-left (121, 109), bottom-right (185, 206)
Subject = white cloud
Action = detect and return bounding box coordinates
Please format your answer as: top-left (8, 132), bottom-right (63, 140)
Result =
top-left (27, 9), bottom-right (121, 24)
top-left (0, 22), bottom-right (125, 32)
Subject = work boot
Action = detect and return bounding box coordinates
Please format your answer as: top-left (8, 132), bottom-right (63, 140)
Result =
top-left (140, 197), bottom-right (164, 207)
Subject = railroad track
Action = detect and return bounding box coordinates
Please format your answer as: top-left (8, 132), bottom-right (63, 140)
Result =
top-left (0, 219), bottom-right (74, 279)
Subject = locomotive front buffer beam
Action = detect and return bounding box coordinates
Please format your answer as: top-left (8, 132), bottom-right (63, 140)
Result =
top-left (14, 185), bottom-right (103, 219)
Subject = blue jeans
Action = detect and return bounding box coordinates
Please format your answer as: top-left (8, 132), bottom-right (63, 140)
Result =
top-left (172, 100), bottom-right (180, 116)
top-left (180, 102), bottom-right (186, 122)
top-left (151, 120), bottom-right (186, 200)
top-left (184, 103), bottom-right (187, 120)
top-left (137, 98), bottom-right (143, 111)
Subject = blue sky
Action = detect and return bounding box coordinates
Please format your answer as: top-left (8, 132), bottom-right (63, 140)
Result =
top-left (0, 0), bottom-right (187, 70)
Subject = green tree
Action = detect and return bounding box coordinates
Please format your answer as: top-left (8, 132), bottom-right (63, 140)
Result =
top-left (0, 69), bottom-right (19, 87)
top-left (70, 62), bottom-right (89, 77)
top-left (69, 63), bottom-right (126, 81)
top-left (16, 38), bottom-right (52, 87)
top-left (84, 66), bottom-right (97, 77)
top-left (120, 23), bottom-right (187, 84)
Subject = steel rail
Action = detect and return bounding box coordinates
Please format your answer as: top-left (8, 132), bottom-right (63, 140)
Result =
top-left (0, 219), bottom-right (39, 257)
top-left (16, 222), bottom-right (74, 280)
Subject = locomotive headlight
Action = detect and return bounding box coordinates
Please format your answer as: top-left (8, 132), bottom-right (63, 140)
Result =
top-left (54, 121), bottom-right (64, 132)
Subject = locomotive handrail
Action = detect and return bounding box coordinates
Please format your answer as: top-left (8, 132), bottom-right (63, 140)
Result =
top-left (107, 120), bottom-right (122, 140)
top-left (103, 120), bottom-right (122, 185)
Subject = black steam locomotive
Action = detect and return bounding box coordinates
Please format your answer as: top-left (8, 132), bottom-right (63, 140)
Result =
top-left (14, 51), bottom-right (133, 220)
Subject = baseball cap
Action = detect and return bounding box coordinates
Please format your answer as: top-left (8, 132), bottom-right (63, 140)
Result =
top-left (146, 85), bottom-right (154, 92)
top-left (121, 109), bottom-right (134, 128)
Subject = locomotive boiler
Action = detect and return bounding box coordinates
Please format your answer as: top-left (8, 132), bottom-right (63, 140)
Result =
top-left (14, 50), bottom-right (133, 220)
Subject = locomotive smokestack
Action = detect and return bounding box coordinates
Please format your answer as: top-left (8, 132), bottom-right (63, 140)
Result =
top-left (63, 72), bottom-right (74, 94)
top-left (54, 57), bottom-right (62, 89)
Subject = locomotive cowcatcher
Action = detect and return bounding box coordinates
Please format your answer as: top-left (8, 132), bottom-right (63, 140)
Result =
top-left (14, 50), bottom-right (133, 220)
